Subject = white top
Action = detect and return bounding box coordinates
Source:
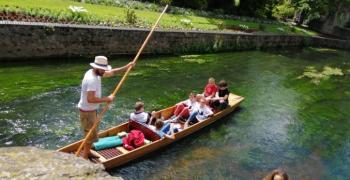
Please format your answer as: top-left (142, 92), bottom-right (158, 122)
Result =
top-left (196, 105), bottom-right (213, 120)
top-left (77, 69), bottom-right (102, 111)
top-left (183, 99), bottom-right (199, 111)
top-left (130, 112), bottom-right (149, 123)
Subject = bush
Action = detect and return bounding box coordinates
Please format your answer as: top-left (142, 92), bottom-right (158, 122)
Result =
top-left (217, 22), bottom-right (225, 30)
top-left (239, 24), bottom-right (249, 31)
top-left (68, 5), bottom-right (88, 20)
top-left (180, 18), bottom-right (193, 28)
top-left (272, 3), bottom-right (295, 20)
top-left (124, 7), bottom-right (137, 24)
top-left (160, 0), bottom-right (172, 6)
top-left (290, 26), bottom-right (296, 32)
top-left (258, 23), bottom-right (266, 31)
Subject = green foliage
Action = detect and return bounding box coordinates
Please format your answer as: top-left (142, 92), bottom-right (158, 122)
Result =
top-left (272, 2), bottom-right (295, 20)
top-left (68, 5), bottom-right (88, 20)
top-left (217, 21), bottom-right (225, 30)
top-left (124, 7), bottom-right (137, 24)
top-left (258, 23), bottom-right (266, 31)
top-left (234, 0), bottom-right (240, 7)
top-left (0, 0), bottom-right (318, 36)
top-left (177, 0), bottom-right (209, 10)
top-left (290, 26), bottom-right (296, 32)
top-left (238, 24), bottom-right (249, 31)
top-left (160, 0), bottom-right (172, 5)
top-left (290, 0), bottom-right (350, 24)
top-left (180, 18), bottom-right (193, 28)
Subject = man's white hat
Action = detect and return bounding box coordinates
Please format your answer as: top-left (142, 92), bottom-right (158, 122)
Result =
top-left (90, 56), bottom-right (112, 71)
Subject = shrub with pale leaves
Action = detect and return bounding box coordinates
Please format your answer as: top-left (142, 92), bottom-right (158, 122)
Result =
top-left (68, 6), bottom-right (88, 13)
top-left (180, 18), bottom-right (193, 28)
top-left (239, 24), bottom-right (249, 30)
top-left (68, 5), bottom-right (88, 21)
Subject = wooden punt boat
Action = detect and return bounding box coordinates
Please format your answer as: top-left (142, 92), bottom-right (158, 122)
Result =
top-left (58, 93), bottom-right (244, 169)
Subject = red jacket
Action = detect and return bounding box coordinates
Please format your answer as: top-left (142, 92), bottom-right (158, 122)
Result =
top-left (204, 84), bottom-right (218, 97)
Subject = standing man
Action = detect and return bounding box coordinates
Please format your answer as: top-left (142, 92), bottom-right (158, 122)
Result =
top-left (78, 56), bottom-right (134, 159)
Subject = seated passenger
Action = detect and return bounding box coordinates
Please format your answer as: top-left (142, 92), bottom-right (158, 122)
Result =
top-left (170, 92), bottom-right (199, 122)
top-left (185, 97), bottom-right (214, 127)
top-left (212, 80), bottom-right (230, 110)
top-left (198, 77), bottom-right (218, 104)
top-left (154, 119), bottom-right (175, 139)
top-left (130, 101), bottom-right (152, 124)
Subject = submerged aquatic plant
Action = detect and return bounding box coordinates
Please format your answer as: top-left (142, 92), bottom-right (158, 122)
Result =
top-left (298, 66), bottom-right (344, 85)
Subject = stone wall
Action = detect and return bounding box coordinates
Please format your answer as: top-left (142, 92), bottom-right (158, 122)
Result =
top-left (333, 26), bottom-right (350, 40)
top-left (0, 21), bottom-right (349, 60)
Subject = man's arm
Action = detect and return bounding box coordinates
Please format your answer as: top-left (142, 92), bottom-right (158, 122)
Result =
top-left (87, 91), bottom-right (114, 103)
top-left (103, 62), bottom-right (135, 77)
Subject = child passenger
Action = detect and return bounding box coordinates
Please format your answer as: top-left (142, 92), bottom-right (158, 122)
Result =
top-left (212, 80), bottom-right (230, 110)
top-left (170, 92), bottom-right (199, 122)
top-left (204, 77), bottom-right (218, 100)
top-left (185, 97), bottom-right (213, 127)
top-left (198, 77), bottom-right (218, 104)
top-left (154, 119), bottom-right (175, 139)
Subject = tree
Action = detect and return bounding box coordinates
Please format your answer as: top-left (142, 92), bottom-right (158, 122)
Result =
top-left (290, 0), bottom-right (350, 24)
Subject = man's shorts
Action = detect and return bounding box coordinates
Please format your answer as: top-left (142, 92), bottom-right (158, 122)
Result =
top-left (79, 110), bottom-right (99, 144)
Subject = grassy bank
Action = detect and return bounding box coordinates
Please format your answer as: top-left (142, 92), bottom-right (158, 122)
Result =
top-left (0, 0), bottom-right (317, 36)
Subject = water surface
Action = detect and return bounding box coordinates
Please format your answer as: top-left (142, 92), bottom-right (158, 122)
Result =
top-left (0, 48), bottom-right (349, 179)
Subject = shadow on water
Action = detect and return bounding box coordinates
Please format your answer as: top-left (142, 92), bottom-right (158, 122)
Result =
top-left (0, 54), bottom-right (174, 68)
top-left (262, 47), bottom-right (341, 63)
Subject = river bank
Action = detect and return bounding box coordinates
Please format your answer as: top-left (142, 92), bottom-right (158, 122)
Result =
top-left (0, 146), bottom-right (120, 179)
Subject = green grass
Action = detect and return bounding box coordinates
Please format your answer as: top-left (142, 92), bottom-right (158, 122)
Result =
top-left (0, 0), bottom-right (318, 36)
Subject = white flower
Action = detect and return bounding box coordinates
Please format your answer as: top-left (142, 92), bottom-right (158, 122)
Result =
top-left (68, 5), bottom-right (88, 13)
top-left (277, 27), bottom-right (285, 32)
top-left (180, 18), bottom-right (191, 24)
top-left (239, 24), bottom-right (249, 30)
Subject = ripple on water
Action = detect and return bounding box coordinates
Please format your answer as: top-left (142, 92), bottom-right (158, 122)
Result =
top-left (7, 119), bottom-right (29, 134)
top-left (1, 49), bottom-right (350, 179)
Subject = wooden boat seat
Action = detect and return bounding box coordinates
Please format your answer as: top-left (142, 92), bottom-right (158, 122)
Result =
top-left (96, 147), bottom-right (124, 160)
top-left (128, 120), bottom-right (161, 141)
top-left (116, 146), bottom-right (129, 154)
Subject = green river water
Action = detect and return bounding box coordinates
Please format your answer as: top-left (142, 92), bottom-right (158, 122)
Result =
top-left (0, 48), bottom-right (349, 179)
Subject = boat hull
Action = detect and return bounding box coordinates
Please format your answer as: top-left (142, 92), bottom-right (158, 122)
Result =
top-left (58, 93), bottom-right (244, 169)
